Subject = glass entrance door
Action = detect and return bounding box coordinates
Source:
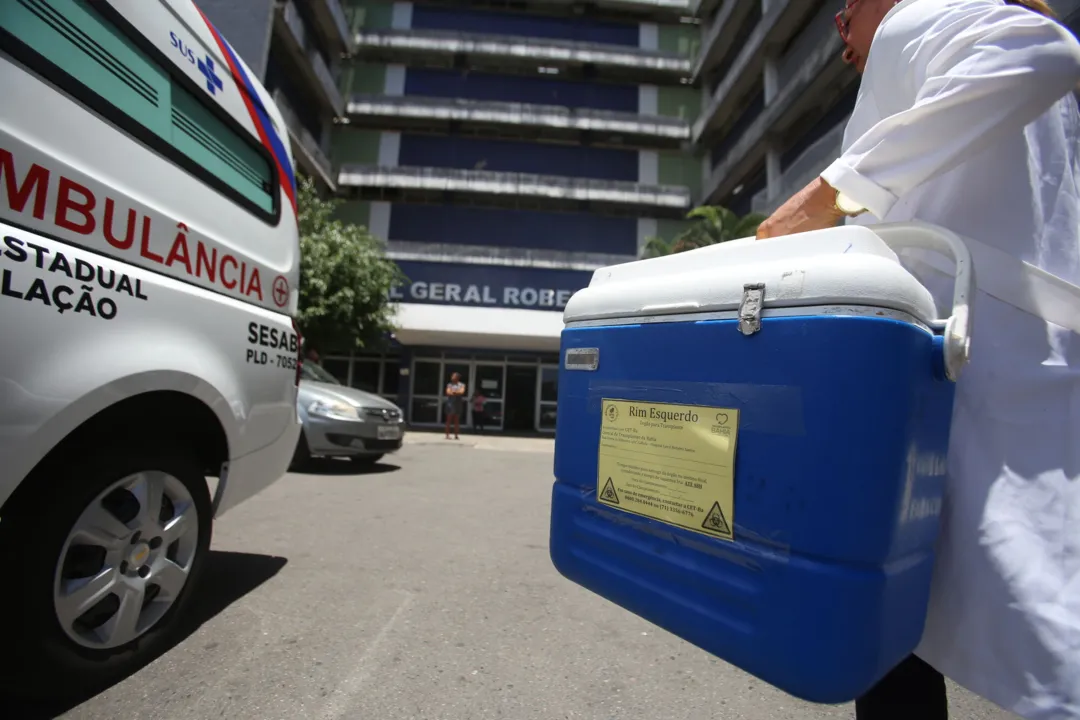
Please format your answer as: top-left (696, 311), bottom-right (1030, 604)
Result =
top-left (536, 364), bottom-right (558, 432)
top-left (504, 364), bottom-right (538, 432)
top-left (405, 353), bottom-right (558, 431)
top-left (471, 363), bottom-right (504, 431)
top-left (410, 359), bottom-right (443, 424)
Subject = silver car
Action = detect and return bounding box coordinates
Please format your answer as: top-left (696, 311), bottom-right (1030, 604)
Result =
top-left (292, 362), bottom-right (406, 468)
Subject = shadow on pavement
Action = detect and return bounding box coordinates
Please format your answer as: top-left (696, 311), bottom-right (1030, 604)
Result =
top-left (407, 428), bottom-right (553, 440)
top-left (294, 458), bottom-right (401, 476)
top-left (0, 550), bottom-right (287, 720)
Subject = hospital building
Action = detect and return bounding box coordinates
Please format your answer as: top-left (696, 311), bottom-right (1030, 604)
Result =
top-left (200, 0), bottom-right (1080, 433)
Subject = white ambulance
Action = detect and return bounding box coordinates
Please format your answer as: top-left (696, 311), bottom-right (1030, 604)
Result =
top-left (0, 0), bottom-right (301, 692)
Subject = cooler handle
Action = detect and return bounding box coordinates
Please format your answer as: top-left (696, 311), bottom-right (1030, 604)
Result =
top-left (868, 221), bottom-right (974, 382)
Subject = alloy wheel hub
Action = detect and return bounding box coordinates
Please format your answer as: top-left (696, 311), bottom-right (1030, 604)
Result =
top-left (127, 542), bottom-right (151, 569)
top-left (52, 470), bottom-right (199, 650)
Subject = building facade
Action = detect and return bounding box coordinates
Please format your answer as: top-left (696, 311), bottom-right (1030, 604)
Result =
top-left (325, 0), bottom-right (702, 433)
top-left (201, 0), bottom-right (1080, 433)
top-left (695, 0), bottom-right (857, 218)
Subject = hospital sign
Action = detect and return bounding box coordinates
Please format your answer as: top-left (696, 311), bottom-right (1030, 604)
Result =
top-left (389, 260), bottom-right (594, 311)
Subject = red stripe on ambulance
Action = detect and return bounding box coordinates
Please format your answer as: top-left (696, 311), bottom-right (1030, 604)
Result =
top-left (1, 149), bottom-right (264, 302)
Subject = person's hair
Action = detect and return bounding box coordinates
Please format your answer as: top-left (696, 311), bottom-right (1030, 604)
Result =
top-left (1005, 0), bottom-right (1059, 19)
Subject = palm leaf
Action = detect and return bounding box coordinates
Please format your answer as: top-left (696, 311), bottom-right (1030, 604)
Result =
top-left (646, 206), bottom-right (770, 257)
top-left (732, 212), bottom-right (767, 239)
top-left (640, 235), bottom-right (674, 258)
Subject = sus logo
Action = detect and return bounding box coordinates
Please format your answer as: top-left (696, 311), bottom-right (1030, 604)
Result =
top-left (198, 55), bottom-right (224, 95)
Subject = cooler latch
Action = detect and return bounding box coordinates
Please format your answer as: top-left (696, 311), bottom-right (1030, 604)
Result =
top-left (738, 283), bottom-right (765, 336)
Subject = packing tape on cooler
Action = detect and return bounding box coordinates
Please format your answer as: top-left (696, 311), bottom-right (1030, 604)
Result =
top-left (586, 380), bottom-right (805, 436)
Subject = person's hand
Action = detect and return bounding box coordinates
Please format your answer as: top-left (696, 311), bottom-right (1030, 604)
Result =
top-left (756, 176), bottom-right (846, 240)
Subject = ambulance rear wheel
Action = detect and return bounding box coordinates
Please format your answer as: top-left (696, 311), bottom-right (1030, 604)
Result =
top-left (290, 432), bottom-right (311, 471)
top-left (0, 448), bottom-right (212, 697)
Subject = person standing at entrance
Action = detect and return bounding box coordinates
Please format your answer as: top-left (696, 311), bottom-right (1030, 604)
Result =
top-left (755, 0), bottom-right (1080, 718)
top-left (472, 391), bottom-right (487, 434)
top-left (444, 372), bottom-right (466, 440)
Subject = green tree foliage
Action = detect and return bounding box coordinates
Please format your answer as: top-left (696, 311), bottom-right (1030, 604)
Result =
top-left (295, 178), bottom-right (405, 352)
top-left (641, 205), bottom-right (767, 258)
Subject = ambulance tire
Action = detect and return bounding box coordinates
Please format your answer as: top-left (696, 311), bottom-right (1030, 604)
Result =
top-left (290, 432), bottom-right (311, 471)
top-left (0, 448), bottom-right (212, 699)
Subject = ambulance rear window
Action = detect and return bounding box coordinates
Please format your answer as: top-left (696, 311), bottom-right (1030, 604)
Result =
top-left (0, 0), bottom-right (278, 222)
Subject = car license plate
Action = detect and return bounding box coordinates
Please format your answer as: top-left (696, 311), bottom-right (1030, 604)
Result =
top-left (377, 425), bottom-right (400, 440)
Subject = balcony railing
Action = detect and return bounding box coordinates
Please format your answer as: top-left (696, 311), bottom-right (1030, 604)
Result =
top-left (385, 240), bottom-right (636, 271)
top-left (401, 0), bottom-right (693, 22)
top-left (277, 0), bottom-right (345, 115)
top-left (272, 90), bottom-right (335, 189)
top-left (750, 119), bottom-right (846, 215)
top-left (694, 0), bottom-right (754, 80)
top-left (345, 94), bottom-right (690, 149)
top-left (700, 27), bottom-right (850, 203)
top-left (562, 0), bottom-right (692, 13)
top-left (311, 0), bottom-right (353, 52)
top-left (776, 1), bottom-right (837, 89)
top-left (309, 50), bottom-right (344, 114)
top-left (281, 0), bottom-right (307, 47)
top-left (338, 165), bottom-right (691, 216)
top-left (694, 0), bottom-right (820, 143)
top-left (351, 29), bottom-right (692, 85)
top-left (692, 0), bottom-right (727, 20)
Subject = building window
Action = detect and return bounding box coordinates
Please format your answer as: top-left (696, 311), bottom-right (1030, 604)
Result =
top-left (307, 351), bottom-right (563, 431)
top-left (383, 365), bottom-right (401, 396)
top-left (707, 2), bottom-right (762, 96)
top-left (538, 405), bottom-right (558, 431)
top-left (410, 359), bottom-right (445, 424)
top-left (350, 359), bottom-right (382, 394)
top-left (709, 86), bottom-right (765, 169)
top-left (1, 0), bottom-right (278, 221)
top-left (781, 83), bottom-right (859, 169)
top-left (319, 353), bottom-right (403, 404)
top-left (474, 362), bottom-right (504, 430)
top-left (409, 356), bottom-right (506, 430)
top-left (322, 358), bottom-right (351, 384)
top-left (402, 353), bottom-right (559, 432)
top-left (412, 360), bottom-right (441, 396)
top-left (411, 397), bottom-right (440, 424)
top-left (538, 365), bottom-right (558, 432)
top-left (728, 162), bottom-right (766, 217)
top-left (265, 50), bottom-right (325, 145)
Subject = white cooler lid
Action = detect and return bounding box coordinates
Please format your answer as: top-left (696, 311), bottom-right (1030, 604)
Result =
top-left (563, 225), bottom-right (940, 325)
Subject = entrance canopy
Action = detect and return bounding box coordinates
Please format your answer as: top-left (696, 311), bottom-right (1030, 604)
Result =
top-left (392, 303), bottom-right (565, 352)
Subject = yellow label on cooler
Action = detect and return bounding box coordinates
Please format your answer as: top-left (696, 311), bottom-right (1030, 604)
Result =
top-left (597, 399), bottom-right (739, 541)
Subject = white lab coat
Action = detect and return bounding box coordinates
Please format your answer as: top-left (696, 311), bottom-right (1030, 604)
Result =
top-left (819, 1), bottom-right (1080, 717)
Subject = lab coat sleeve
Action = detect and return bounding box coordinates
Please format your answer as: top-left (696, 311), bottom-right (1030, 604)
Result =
top-left (820, 1), bottom-right (1080, 220)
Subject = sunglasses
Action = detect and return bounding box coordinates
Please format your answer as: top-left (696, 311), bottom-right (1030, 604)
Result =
top-left (834, 0), bottom-right (863, 43)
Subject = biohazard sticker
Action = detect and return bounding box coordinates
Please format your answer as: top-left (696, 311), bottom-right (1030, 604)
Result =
top-left (599, 477), bottom-right (620, 505)
top-left (701, 502), bottom-right (731, 536)
top-left (596, 399), bottom-right (739, 541)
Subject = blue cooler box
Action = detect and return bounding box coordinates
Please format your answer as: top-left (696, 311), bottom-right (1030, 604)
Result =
top-left (549, 223), bottom-right (973, 704)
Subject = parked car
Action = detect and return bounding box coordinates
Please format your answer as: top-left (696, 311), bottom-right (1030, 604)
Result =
top-left (293, 362), bottom-right (406, 468)
top-left (0, 0), bottom-right (301, 695)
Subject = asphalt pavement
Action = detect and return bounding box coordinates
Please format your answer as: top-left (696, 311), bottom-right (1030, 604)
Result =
top-left (3, 435), bottom-right (1017, 719)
